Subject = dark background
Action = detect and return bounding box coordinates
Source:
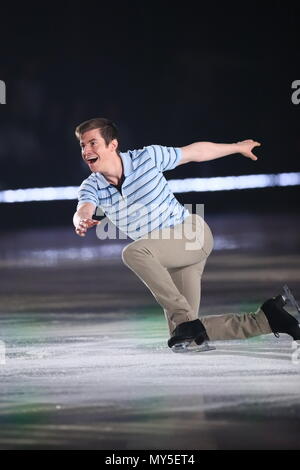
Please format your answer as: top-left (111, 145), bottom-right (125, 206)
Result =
top-left (0, 0), bottom-right (299, 227)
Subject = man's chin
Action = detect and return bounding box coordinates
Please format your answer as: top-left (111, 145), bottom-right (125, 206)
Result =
top-left (90, 165), bottom-right (100, 173)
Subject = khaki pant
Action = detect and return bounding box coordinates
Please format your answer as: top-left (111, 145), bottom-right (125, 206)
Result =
top-left (121, 214), bottom-right (271, 340)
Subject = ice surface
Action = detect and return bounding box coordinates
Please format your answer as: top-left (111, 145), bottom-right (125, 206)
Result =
top-left (1, 312), bottom-right (300, 450)
top-left (1, 213), bottom-right (300, 449)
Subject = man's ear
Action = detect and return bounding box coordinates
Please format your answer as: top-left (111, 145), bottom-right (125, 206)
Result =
top-left (110, 138), bottom-right (119, 151)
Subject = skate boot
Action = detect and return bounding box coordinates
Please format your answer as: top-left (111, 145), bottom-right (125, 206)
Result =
top-left (261, 284), bottom-right (300, 340)
top-left (167, 319), bottom-right (216, 353)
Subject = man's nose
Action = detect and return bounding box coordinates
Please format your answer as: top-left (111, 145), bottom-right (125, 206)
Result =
top-left (82, 147), bottom-right (92, 158)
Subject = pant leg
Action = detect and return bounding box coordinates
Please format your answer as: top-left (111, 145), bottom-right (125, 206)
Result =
top-left (164, 259), bottom-right (207, 334)
top-left (122, 214), bottom-right (213, 328)
top-left (201, 308), bottom-right (272, 340)
top-left (166, 262), bottom-right (271, 339)
top-left (122, 214), bottom-right (272, 340)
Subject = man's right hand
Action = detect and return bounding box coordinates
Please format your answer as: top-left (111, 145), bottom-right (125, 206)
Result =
top-left (75, 218), bottom-right (100, 237)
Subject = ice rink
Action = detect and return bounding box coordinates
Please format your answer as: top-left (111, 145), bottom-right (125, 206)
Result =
top-left (0, 212), bottom-right (300, 449)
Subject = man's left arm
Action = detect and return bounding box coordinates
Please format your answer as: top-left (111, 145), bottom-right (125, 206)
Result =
top-left (177, 139), bottom-right (261, 166)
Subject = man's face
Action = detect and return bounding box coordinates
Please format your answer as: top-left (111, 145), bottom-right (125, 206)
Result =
top-left (79, 129), bottom-right (118, 173)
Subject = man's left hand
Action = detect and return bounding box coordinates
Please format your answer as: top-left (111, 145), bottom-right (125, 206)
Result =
top-left (237, 139), bottom-right (261, 161)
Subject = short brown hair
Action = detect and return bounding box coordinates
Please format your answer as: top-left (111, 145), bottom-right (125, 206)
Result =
top-left (75, 118), bottom-right (119, 147)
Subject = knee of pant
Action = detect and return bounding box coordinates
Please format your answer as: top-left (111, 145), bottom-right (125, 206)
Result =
top-left (122, 242), bottom-right (152, 266)
top-left (121, 243), bottom-right (142, 265)
top-left (121, 244), bottom-right (133, 265)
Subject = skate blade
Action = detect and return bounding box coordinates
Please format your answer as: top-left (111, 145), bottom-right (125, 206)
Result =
top-left (282, 284), bottom-right (300, 317)
top-left (172, 340), bottom-right (216, 353)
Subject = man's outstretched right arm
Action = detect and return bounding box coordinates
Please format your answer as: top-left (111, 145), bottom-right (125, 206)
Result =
top-left (73, 202), bottom-right (99, 237)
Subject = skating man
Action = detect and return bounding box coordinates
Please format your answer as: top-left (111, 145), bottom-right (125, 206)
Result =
top-left (73, 117), bottom-right (300, 352)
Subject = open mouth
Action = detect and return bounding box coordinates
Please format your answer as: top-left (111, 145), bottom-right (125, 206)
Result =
top-left (86, 157), bottom-right (99, 165)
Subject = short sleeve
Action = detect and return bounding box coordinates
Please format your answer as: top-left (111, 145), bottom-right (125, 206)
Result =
top-left (77, 178), bottom-right (99, 210)
top-left (146, 145), bottom-right (181, 172)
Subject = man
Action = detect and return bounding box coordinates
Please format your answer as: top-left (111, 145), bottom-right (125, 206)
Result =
top-left (73, 117), bottom-right (300, 352)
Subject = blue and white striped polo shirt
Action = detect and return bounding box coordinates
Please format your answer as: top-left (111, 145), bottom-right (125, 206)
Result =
top-left (77, 145), bottom-right (190, 240)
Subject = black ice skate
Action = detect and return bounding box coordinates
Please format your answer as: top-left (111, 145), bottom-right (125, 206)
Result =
top-left (167, 319), bottom-right (216, 353)
top-left (261, 284), bottom-right (300, 341)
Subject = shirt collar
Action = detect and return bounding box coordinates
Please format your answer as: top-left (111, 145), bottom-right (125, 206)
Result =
top-left (95, 151), bottom-right (133, 188)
